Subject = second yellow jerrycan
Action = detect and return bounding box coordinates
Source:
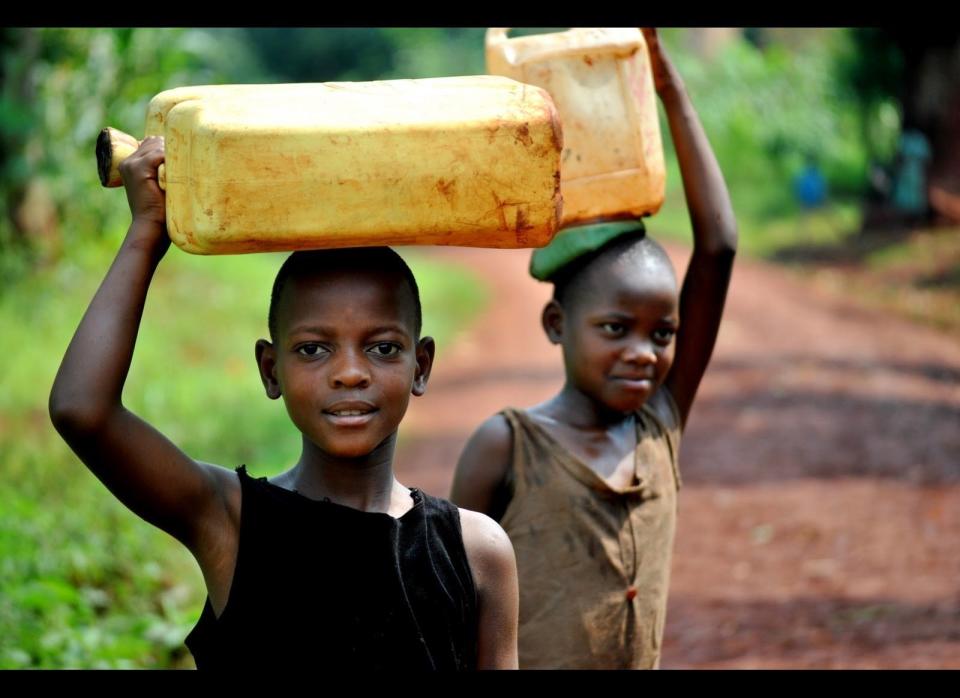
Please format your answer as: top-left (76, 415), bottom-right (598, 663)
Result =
top-left (486, 28), bottom-right (666, 226)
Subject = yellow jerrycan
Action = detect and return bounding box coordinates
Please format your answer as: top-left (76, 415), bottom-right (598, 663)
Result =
top-left (485, 28), bottom-right (665, 226)
top-left (96, 76), bottom-right (563, 254)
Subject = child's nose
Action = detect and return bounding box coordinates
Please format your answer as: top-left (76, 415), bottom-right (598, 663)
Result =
top-left (329, 350), bottom-right (371, 389)
top-left (621, 339), bottom-right (656, 364)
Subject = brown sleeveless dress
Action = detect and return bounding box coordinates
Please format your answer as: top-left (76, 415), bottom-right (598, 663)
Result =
top-left (499, 391), bottom-right (682, 669)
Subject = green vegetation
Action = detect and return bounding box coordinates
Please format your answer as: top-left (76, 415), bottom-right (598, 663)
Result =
top-left (650, 29), bottom-right (897, 257)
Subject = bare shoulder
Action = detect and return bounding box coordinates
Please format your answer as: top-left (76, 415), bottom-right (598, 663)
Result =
top-left (461, 413), bottom-right (513, 469)
top-left (458, 508), bottom-right (517, 589)
top-left (459, 508), bottom-right (513, 554)
top-left (450, 413), bottom-right (514, 514)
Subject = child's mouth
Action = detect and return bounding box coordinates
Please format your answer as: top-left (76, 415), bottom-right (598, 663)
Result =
top-left (322, 401), bottom-right (379, 426)
top-left (610, 376), bottom-right (654, 391)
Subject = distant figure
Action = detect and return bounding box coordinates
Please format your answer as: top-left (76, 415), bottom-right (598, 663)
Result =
top-left (891, 129), bottom-right (932, 217)
top-left (794, 155), bottom-right (827, 210)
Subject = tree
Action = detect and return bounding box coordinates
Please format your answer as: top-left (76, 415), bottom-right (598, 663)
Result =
top-left (0, 28), bottom-right (262, 280)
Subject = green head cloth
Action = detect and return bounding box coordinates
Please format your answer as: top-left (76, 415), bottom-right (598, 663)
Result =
top-left (529, 218), bottom-right (646, 281)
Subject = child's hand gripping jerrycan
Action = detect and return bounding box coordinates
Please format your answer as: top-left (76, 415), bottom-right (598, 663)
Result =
top-left (96, 76), bottom-right (564, 254)
top-left (486, 28), bottom-right (666, 227)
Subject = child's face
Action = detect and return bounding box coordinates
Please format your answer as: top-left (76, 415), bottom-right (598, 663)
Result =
top-left (549, 262), bottom-right (679, 413)
top-left (257, 270), bottom-right (433, 459)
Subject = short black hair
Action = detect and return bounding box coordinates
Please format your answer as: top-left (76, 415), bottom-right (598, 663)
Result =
top-left (267, 247), bottom-right (422, 341)
top-left (550, 232), bottom-right (675, 308)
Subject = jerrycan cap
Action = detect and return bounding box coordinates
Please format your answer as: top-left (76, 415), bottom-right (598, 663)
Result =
top-left (529, 218), bottom-right (646, 281)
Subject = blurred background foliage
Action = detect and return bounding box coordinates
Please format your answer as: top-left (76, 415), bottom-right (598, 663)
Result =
top-left (1, 28), bottom-right (958, 668)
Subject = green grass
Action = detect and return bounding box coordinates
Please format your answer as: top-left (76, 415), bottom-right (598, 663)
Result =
top-left (0, 241), bottom-right (487, 668)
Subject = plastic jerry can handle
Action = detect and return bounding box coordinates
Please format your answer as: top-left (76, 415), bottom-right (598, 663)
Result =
top-left (96, 127), bottom-right (166, 190)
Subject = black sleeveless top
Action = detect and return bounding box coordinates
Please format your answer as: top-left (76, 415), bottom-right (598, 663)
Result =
top-left (185, 466), bottom-right (478, 670)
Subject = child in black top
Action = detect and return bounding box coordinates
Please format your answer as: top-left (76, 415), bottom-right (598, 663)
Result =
top-left (49, 138), bottom-right (519, 669)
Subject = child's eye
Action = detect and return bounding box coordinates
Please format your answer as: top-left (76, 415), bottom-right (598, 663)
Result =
top-left (653, 328), bottom-right (676, 343)
top-left (297, 343), bottom-right (327, 357)
top-left (369, 342), bottom-right (401, 357)
top-left (600, 322), bottom-right (626, 336)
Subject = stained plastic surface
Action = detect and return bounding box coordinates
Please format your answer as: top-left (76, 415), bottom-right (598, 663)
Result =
top-left (139, 77), bottom-right (563, 254)
top-left (486, 28), bottom-right (665, 226)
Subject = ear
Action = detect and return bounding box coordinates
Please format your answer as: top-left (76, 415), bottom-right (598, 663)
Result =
top-left (255, 339), bottom-right (282, 400)
top-left (411, 336), bottom-right (436, 397)
top-left (541, 300), bottom-right (564, 345)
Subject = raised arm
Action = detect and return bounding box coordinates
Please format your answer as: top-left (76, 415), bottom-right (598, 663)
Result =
top-left (643, 28), bottom-right (739, 428)
top-left (48, 137), bottom-right (237, 553)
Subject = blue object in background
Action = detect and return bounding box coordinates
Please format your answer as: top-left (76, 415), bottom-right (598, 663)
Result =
top-left (795, 162), bottom-right (827, 209)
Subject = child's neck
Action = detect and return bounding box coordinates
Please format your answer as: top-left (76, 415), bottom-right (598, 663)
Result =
top-left (544, 383), bottom-right (636, 431)
top-left (285, 433), bottom-right (407, 514)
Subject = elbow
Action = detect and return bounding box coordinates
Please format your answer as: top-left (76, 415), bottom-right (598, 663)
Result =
top-left (693, 210), bottom-right (738, 257)
top-left (48, 387), bottom-right (111, 440)
top-left (715, 211), bottom-right (739, 252)
top-left (705, 218), bottom-right (739, 257)
top-left (701, 234), bottom-right (738, 260)
top-left (719, 232), bottom-right (739, 258)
